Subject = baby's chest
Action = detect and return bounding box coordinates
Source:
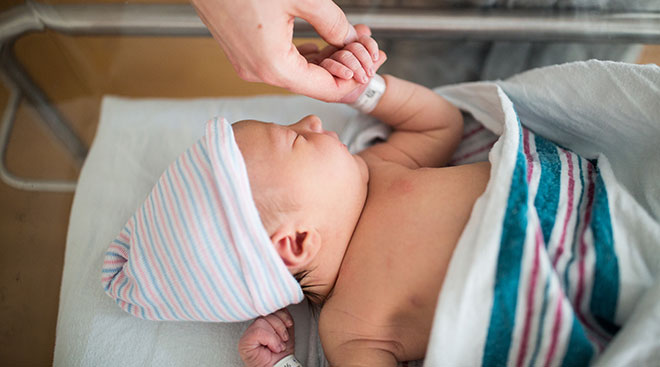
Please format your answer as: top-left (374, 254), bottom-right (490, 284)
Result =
top-left (327, 175), bottom-right (459, 358)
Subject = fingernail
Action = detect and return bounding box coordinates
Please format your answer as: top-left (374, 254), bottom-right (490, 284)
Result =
top-left (368, 67), bottom-right (374, 77)
top-left (362, 75), bottom-right (369, 83)
top-left (344, 70), bottom-right (353, 79)
top-left (373, 52), bottom-right (379, 61)
top-left (283, 330), bottom-right (289, 341)
top-left (280, 343), bottom-right (286, 352)
top-left (344, 26), bottom-right (358, 45)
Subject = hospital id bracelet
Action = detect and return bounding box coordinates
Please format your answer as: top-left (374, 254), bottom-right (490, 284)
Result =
top-left (351, 74), bottom-right (386, 114)
top-left (273, 354), bottom-right (303, 367)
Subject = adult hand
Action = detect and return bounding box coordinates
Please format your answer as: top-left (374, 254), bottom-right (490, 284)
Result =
top-left (191, 0), bottom-right (378, 102)
top-left (300, 24), bottom-right (387, 104)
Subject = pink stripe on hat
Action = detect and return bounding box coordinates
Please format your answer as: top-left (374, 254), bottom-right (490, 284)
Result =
top-left (102, 117), bottom-right (304, 322)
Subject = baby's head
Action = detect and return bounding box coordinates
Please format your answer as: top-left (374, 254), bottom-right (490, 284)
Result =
top-left (102, 116), bottom-right (367, 322)
top-left (232, 115), bottom-right (369, 304)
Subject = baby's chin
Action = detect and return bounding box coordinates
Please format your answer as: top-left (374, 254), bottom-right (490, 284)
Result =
top-left (353, 154), bottom-right (370, 184)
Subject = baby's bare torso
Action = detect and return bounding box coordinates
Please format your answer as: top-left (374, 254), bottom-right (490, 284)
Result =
top-left (319, 159), bottom-right (490, 362)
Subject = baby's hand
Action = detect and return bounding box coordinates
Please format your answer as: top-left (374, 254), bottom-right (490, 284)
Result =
top-left (297, 24), bottom-right (387, 103)
top-left (238, 308), bottom-right (295, 367)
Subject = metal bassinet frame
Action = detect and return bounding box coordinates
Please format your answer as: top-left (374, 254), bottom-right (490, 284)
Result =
top-left (0, 0), bottom-right (658, 191)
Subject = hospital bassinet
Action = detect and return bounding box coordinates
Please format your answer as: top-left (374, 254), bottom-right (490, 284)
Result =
top-left (0, 1), bottom-right (658, 366)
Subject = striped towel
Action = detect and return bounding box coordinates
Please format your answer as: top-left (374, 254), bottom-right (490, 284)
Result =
top-left (479, 125), bottom-right (618, 366)
top-left (101, 117), bottom-right (304, 322)
top-left (425, 81), bottom-right (658, 366)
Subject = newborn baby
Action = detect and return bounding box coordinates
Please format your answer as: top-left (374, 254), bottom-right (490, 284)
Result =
top-left (101, 25), bottom-right (488, 367)
top-left (235, 29), bottom-right (490, 366)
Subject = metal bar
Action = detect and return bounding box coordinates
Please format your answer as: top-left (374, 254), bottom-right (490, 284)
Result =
top-left (0, 41), bottom-right (87, 166)
top-left (0, 70), bottom-right (76, 192)
top-left (1, 1), bottom-right (660, 43)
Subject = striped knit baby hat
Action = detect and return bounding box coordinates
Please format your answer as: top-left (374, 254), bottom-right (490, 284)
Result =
top-left (101, 117), bottom-right (304, 321)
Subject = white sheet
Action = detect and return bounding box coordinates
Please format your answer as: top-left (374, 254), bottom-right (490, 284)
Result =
top-left (54, 95), bottom-right (363, 367)
top-left (56, 61), bottom-right (660, 367)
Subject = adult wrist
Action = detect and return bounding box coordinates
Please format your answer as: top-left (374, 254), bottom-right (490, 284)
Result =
top-left (350, 74), bottom-right (386, 114)
top-left (273, 354), bottom-right (303, 367)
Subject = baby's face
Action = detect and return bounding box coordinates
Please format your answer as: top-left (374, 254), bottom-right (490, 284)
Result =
top-left (232, 116), bottom-right (368, 289)
top-left (232, 115), bottom-right (368, 202)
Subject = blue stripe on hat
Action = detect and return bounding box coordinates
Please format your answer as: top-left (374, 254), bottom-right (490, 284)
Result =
top-left (184, 147), bottom-right (252, 314)
top-left (140, 195), bottom-right (190, 321)
top-left (156, 177), bottom-right (215, 321)
top-left (147, 193), bottom-right (200, 321)
top-left (132, 214), bottom-right (168, 320)
top-left (165, 167), bottom-right (235, 321)
top-left (174, 156), bottom-right (248, 321)
top-left (102, 267), bottom-right (123, 273)
top-left (113, 239), bottom-right (130, 250)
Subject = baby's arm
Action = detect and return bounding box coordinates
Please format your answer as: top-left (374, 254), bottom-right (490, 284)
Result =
top-left (318, 28), bottom-right (463, 169)
top-left (364, 75), bottom-right (463, 168)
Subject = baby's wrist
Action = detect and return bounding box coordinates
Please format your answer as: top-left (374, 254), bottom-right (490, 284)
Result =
top-left (349, 74), bottom-right (386, 114)
top-left (273, 354), bottom-right (303, 367)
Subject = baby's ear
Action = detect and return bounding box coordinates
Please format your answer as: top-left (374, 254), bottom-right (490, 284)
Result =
top-left (271, 227), bottom-right (321, 272)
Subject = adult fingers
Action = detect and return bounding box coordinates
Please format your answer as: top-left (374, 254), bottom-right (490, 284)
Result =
top-left (354, 24), bottom-right (372, 37)
top-left (297, 43), bottom-right (321, 63)
top-left (293, 0), bottom-right (357, 47)
top-left (278, 49), bottom-right (387, 102)
top-left (297, 43), bottom-right (319, 56)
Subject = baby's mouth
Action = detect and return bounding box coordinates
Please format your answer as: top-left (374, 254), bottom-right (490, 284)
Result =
top-left (322, 130), bottom-right (340, 141)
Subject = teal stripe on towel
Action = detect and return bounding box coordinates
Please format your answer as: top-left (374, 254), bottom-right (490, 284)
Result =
top-left (562, 314), bottom-right (594, 366)
top-left (533, 134), bottom-right (561, 245)
top-left (482, 120), bottom-right (528, 367)
top-left (589, 164), bottom-right (620, 336)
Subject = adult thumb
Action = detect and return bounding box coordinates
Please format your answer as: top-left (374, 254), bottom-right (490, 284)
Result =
top-left (293, 0), bottom-right (357, 47)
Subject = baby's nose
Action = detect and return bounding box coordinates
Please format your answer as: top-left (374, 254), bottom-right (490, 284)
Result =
top-left (303, 115), bottom-right (323, 133)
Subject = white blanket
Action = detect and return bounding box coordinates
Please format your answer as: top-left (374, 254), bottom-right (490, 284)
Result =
top-left (425, 60), bottom-right (660, 366)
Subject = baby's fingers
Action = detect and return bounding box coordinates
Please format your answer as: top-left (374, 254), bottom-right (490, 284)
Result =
top-left (358, 35), bottom-right (379, 62)
top-left (273, 308), bottom-right (294, 328)
top-left (320, 58), bottom-right (354, 80)
top-left (345, 41), bottom-right (375, 77)
top-left (254, 325), bottom-right (287, 354)
top-left (330, 50), bottom-right (369, 84)
top-left (239, 318), bottom-right (286, 355)
top-left (263, 311), bottom-right (291, 343)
